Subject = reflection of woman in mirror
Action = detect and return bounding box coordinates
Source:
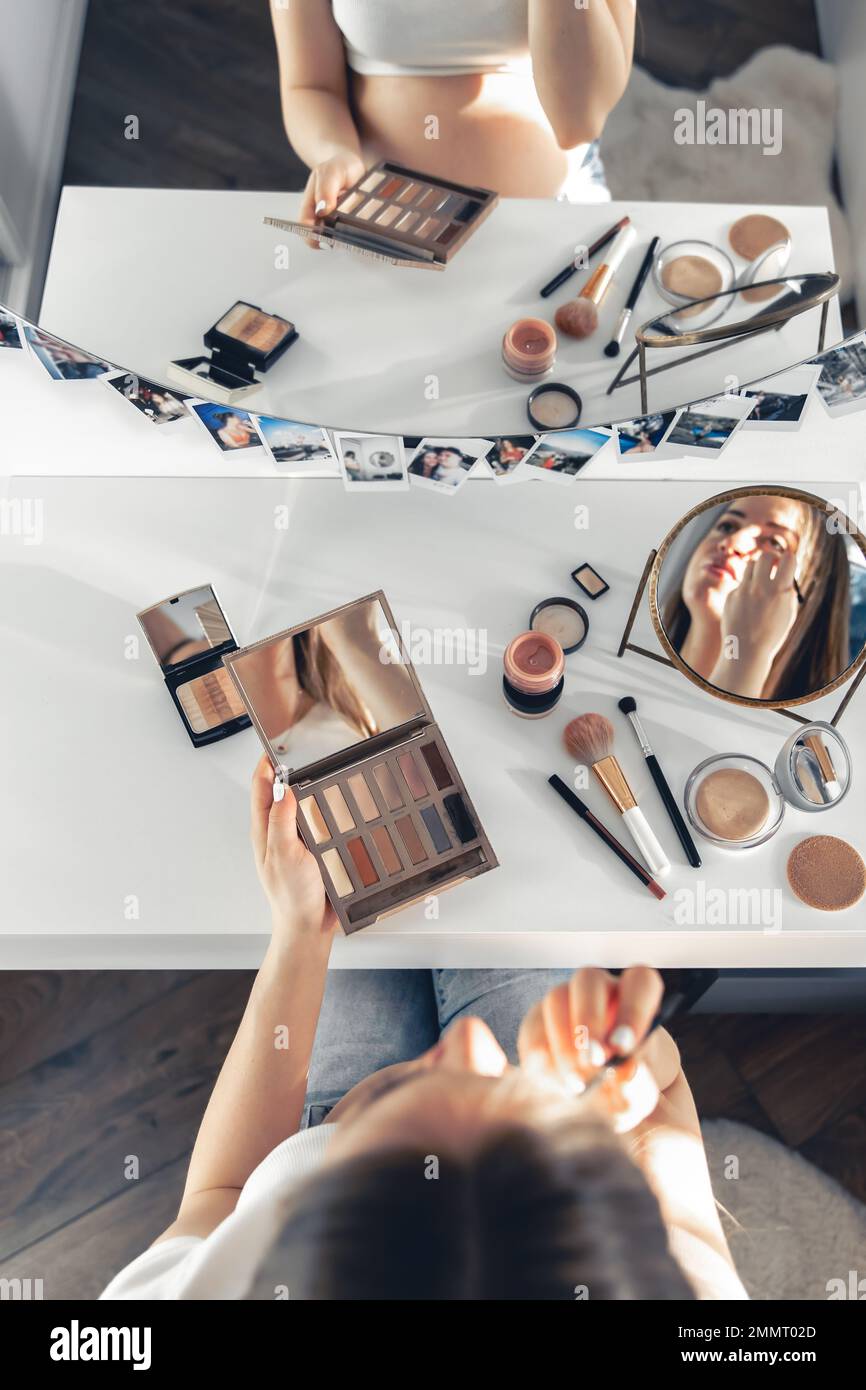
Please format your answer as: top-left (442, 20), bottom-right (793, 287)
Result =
top-left (237, 604), bottom-right (415, 762)
top-left (663, 495), bottom-right (851, 701)
top-left (271, 1), bottom-right (636, 220)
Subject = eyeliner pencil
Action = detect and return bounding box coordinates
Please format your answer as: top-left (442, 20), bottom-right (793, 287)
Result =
top-left (540, 216), bottom-right (631, 298)
top-left (618, 697), bottom-right (702, 868)
top-left (548, 773), bottom-right (666, 901)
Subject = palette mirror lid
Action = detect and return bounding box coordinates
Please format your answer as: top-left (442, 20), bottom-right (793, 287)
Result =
top-left (223, 591), bottom-right (431, 780)
top-left (774, 722), bottom-right (852, 811)
top-left (137, 585), bottom-right (236, 670)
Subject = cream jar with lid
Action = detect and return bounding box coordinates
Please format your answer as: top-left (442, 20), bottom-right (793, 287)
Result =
top-left (684, 722), bottom-right (852, 851)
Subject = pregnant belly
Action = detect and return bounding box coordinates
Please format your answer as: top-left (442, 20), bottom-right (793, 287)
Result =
top-left (351, 72), bottom-right (573, 197)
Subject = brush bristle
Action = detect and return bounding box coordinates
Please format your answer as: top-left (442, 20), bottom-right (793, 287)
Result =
top-left (564, 713), bottom-right (615, 765)
top-left (618, 696), bottom-right (637, 714)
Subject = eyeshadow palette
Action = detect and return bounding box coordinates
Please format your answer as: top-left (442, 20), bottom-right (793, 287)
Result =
top-left (224, 591), bottom-right (497, 932)
top-left (138, 585), bottom-right (252, 748)
top-left (168, 299), bottom-right (298, 404)
top-left (266, 161), bottom-right (499, 270)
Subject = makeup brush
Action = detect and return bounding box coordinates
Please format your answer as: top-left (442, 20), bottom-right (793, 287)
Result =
top-left (540, 215), bottom-right (631, 298)
top-left (555, 223), bottom-right (637, 341)
top-left (617, 696), bottom-right (702, 868)
top-left (548, 774), bottom-right (666, 901)
top-left (804, 732), bottom-right (842, 801)
top-left (582, 969), bottom-right (719, 1094)
top-left (604, 236), bottom-right (660, 358)
top-left (564, 713), bottom-right (670, 877)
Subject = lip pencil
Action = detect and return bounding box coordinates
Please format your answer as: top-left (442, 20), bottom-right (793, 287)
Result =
top-left (540, 216), bottom-right (631, 298)
top-left (548, 774), bottom-right (666, 901)
top-left (604, 236), bottom-right (660, 357)
top-left (617, 696), bottom-right (702, 869)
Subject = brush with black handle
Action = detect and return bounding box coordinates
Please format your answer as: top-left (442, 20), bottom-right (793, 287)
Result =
top-left (618, 696), bottom-right (702, 868)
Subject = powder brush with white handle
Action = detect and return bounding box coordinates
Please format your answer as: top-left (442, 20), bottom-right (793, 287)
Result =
top-left (564, 713), bottom-right (670, 878)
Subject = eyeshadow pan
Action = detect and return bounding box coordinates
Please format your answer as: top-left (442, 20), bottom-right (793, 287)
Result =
top-left (360, 171), bottom-right (385, 193)
top-left (372, 825), bottom-right (402, 875)
top-left (379, 176), bottom-right (403, 199)
top-left (324, 784), bottom-right (354, 833)
top-left (435, 223), bottom-right (461, 247)
top-left (348, 773), bottom-right (379, 822)
top-left (455, 199), bottom-right (481, 224)
top-left (421, 742), bottom-right (453, 791)
top-left (444, 793), bottom-right (477, 845)
top-left (396, 815), bottom-right (427, 865)
top-left (300, 795), bottom-right (331, 844)
top-left (414, 188), bottom-right (435, 211)
top-left (435, 194), bottom-right (462, 219)
top-left (416, 217), bottom-right (442, 239)
top-left (399, 752), bottom-right (428, 801)
top-left (397, 182), bottom-right (419, 203)
top-left (421, 805), bottom-right (451, 854)
top-left (347, 836), bottom-right (378, 887)
top-left (395, 211), bottom-right (419, 232)
top-left (374, 762), bottom-right (404, 811)
top-left (322, 847), bottom-right (353, 897)
top-left (177, 669), bottom-right (247, 733)
top-left (357, 198), bottom-right (383, 221)
top-left (376, 204), bottom-right (401, 227)
top-left (338, 190), bottom-right (364, 214)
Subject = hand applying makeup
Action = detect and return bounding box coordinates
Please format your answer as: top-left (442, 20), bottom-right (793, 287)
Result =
top-left (709, 548), bottom-right (800, 698)
top-left (250, 755), bottom-right (339, 943)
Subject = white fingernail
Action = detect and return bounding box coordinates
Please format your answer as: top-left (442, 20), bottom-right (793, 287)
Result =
top-left (588, 1040), bottom-right (607, 1068)
top-left (565, 1071), bottom-right (587, 1095)
top-left (273, 778), bottom-right (286, 802)
top-left (315, 199), bottom-right (327, 213)
top-left (609, 1025), bottom-right (636, 1055)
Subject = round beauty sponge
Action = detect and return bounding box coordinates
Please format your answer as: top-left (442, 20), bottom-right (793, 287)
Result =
top-left (555, 298), bottom-right (599, 340)
top-left (787, 835), bottom-right (866, 911)
top-left (728, 212), bottom-right (790, 262)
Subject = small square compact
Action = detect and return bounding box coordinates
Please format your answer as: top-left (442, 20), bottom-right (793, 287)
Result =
top-left (266, 162), bottom-right (499, 270)
top-left (168, 300), bottom-right (298, 403)
top-left (223, 592), bottom-right (497, 932)
top-left (571, 564), bottom-right (610, 600)
top-left (137, 585), bottom-right (252, 747)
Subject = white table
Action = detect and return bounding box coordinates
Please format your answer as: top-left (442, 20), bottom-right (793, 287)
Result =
top-left (40, 189), bottom-right (841, 437)
top-left (2, 474), bottom-right (864, 970)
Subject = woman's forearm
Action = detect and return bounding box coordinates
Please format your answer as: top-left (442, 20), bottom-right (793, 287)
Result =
top-left (529, 0), bottom-right (635, 148)
top-left (182, 931), bottom-right (332, 1200)
top-left (281, 88), bottom-right (362, 170)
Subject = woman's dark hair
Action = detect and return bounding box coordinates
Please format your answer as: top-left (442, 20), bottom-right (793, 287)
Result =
top-left (246, 1120), bottom-right (695, 1300)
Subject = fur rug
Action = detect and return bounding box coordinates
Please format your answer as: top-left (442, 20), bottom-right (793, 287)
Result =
top-left (600, 46), bottom-right (853, 300)
top-left (703, 1119), bottom-right (866, 1300)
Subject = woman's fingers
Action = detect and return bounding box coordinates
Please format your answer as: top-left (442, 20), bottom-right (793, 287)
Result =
top-left (774, 547), bottom-right (798, 594)
top-left (608, 965), bottom-right (664, 1056)
top-left (541, 984), bottom-right (584, 1090)
top-left (250, 755), bottom-right (276, 867)
top-left (569, 968), bottom-right (616, 1070)
top-left (266, 782), bottom-right (300, 856)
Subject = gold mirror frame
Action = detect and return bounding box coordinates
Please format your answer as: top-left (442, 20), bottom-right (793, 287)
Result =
top-left (647, 485), bottom-right (866, 712)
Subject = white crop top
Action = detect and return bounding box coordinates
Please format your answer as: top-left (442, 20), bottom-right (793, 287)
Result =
top-left (331, 0), bottom-right (531, 76)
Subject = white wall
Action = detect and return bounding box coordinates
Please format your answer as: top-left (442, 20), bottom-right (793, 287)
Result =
top-left (816, 0), bottom-right (866, 324)
top-left (0, 0), bottom-right (87, 316)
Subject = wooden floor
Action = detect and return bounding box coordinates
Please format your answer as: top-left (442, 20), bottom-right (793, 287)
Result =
top-left (1, 969), bottom-right (865, 1300)
top-left (61, 0), bottom-right (821, 191)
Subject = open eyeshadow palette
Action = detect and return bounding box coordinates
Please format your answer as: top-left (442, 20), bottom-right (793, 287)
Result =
top-left (168, 299), bottom-right (298, 403)
top-left (224, 591), bottom-right (497, 932)
top-left (266, 161), bottom-right (499, 269)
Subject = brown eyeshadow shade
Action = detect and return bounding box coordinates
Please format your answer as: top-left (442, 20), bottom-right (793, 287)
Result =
top-left (420, 805), bottom-right (451, 854)
top-left (347, 836), bottom-right (378, 888)
top-left (348, 773), bottom-right (379, 822)
top-left (324, 785), bottom-right (354, 833)
top-left (177, 669), bottom-right (247, 733)
top-left (379, 176), bottom-right (403, 199)
top-left (374, 762), bottom-right (403, 811)
top-left (396, 210), bottom-right (419, 232)
top-left (397, 182), bottom-right (419, 203)
top-left (416, 217), bottom-right (441, 239)
top-left (414, 188), bottom-right (435, 211)
top-left (372, 825), bottom-right (402, 875)
top-left (396, 815), bottom-right (427, 864)
top-left (435, 224), bottom-right (461, 247)
top-left (421, 742), bottom-right (453, 791)
top-left (399, 752), bottom-right (428, 801)
top-left (299, 795), bottom-right (330, 844)
top-left (322, 847), bottom-right (353, 897)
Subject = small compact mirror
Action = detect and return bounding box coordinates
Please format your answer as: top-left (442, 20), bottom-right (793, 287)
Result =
top-left (781, 724), bottom-right (851, 808)
top-left (649, 487), bottom-right (866, 708)
top-left (139, 585), bottom-right (232, 669)
top-left (225, 596), bottom-right (426, 772)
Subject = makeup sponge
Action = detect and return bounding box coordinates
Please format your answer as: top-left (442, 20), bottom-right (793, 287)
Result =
top-left (555, 298), bottom-right (599, 340)
top-left (787, 835), bottom-right (866, 911)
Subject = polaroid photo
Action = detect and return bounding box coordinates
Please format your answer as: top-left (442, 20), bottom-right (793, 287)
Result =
top-left (483, 436), bottom-right (538, 484)
top-left (613, 411), bottom-right (678, 458)
top-left (188, 399), bottom-right (262, 452)
top-left (812, 336), bottom-right (866, 418)
top-left (654, 394), bottom-right (754, 458)
top-left (0, 310), bottom-right (23, 350)
top-left (521, 428), bottom-right (612, 483)
top-left (739, 364), bottom-right (821, 432)
top-left (23, 324), bottom-right (113, 380)
top-left (334, 431), bottom-right (408, 491)
top-left (407, 437), bottom-right (494, 496)
top-left (253, 413), bottom-right (339, 475)
top-left (102, 370), bottom-right (189, 425)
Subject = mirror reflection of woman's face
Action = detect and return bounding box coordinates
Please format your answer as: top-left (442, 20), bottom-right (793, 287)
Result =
top-left (681, 495), bottom-right (807, 623)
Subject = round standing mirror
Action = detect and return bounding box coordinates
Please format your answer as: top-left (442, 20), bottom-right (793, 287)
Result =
top-left (648, 487), bottom-right (866, 708)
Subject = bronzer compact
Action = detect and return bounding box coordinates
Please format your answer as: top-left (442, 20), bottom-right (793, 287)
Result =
top-left (223, 592), bottom-right (497, 933)
top-left (137, 585), bottom-right (251, 747)
top-left (168, 300), bottom-right (298, 403)
top-left (266, 161), bottom-right (499, 270)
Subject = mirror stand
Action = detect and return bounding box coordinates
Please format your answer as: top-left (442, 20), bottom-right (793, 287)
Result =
top-left (616, 549), bottom-right (866, 728)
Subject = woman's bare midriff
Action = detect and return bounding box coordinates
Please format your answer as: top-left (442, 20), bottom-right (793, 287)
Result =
top-left (350, 72), bottom-right (573, 196)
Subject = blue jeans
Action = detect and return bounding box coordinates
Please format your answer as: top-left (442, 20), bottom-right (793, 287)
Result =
top-left (301, 970), bottom-right (573, 1128)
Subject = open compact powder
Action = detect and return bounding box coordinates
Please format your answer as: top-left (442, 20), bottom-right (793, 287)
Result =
top-left (695, 768), bottom-right (770, 841)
